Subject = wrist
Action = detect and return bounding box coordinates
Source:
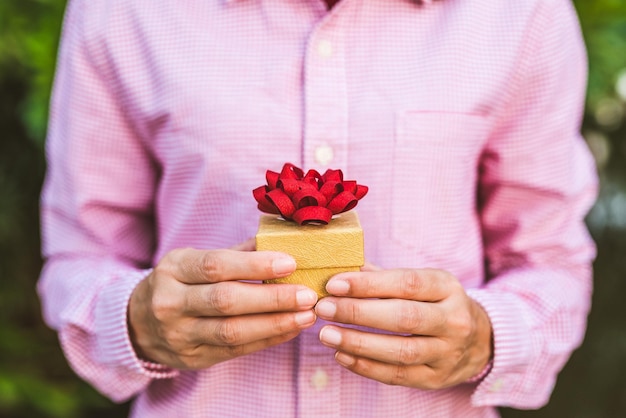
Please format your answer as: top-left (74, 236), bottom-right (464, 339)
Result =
top-left (127, 274), bottom-right (156, 363)
top-left (468, 298), bottom-right (494, 380)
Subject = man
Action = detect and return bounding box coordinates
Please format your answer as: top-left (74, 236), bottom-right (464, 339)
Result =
top-left (39, 0), bottom-right (597, 416)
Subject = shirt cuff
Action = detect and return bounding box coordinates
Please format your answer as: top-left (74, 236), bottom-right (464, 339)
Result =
top-left (466, 287), bottom-right (533, 405)
top-left (95, 268), bottom-right (179, 379)
top-left (466, 359), bottom-right (493, 384)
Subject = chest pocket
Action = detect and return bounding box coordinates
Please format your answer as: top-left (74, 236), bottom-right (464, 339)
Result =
top-left (391, 111), bottom-right (489, 255)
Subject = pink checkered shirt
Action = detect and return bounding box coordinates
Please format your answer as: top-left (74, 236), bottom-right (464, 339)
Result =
top-left (39, 0), bottom-right (597, 416)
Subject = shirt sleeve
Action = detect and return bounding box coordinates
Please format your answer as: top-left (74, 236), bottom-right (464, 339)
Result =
top-left (38, 0), bottom-right (178, 403)
top-left (467, 0), bottom-right (598, 409)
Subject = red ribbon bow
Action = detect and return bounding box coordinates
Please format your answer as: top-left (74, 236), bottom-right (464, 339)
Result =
top-left (253, 163), bottom-right (368, 225)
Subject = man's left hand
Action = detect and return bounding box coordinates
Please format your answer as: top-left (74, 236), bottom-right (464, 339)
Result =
top-left (315, 268), bottom-right (492, 389)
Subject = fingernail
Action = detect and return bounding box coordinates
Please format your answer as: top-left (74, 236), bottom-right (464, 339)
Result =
top-left (319, 326), bottom-right (342, 346)
top-left (335, 352), bottom-right (355, 367)
top-left (326, 279), bottom-right (350, 295)
top-left (315, 300), bottom-right (337, 318)
top-left (272, 257), bottom-right (296, 276)
top-left (296, 289), bottom-right (318, 307)
top-left (295, 310), bottom-right (316, 326)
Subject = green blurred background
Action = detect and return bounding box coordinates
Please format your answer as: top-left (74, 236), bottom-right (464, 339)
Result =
top-left (1, 1), bottom-right (625, 417)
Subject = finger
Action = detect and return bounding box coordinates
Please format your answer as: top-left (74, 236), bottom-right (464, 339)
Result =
top-left (211, 330), bottom-right (303, 365)
top-left (188, 310), bottom-right (317, 347)
top-left (326, 268), bottom-right (457, 301)
top-left (184, 282), bottom-right (318, 316)
top-left (315, 297), bottom-right (446, 336)
top-left (165, 247), bottom-right (296, 285)
top-left (319, 325), bottom-right (445, 366)
top-left (332, 352), bottom-right (442, 389)
top-left (175, 330), bottom-right (302, 370)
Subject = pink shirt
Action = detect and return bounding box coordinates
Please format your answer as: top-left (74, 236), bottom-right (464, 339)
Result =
top-left (39, 0), bottom-right (598, 416)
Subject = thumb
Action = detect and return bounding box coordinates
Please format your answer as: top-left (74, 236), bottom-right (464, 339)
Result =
top-left (163, 247), bottom-right (296, 285)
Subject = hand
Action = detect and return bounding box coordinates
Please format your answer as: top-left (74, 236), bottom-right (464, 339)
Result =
top-left (128, 240), bottom-right (318, 370)
top-left (314, 268), bottom-right (492, 389)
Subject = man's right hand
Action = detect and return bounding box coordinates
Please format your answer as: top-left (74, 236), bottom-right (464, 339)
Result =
top-left (127, 244), bottom-right (318, 370)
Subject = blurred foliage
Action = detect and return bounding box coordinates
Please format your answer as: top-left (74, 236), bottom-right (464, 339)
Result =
top-left (0, 0), bottom-right (66, 143)
top-left (0, 1), bottom-right (130, 416)
top-left (575, 1), bottom-right (626, 109)
top-left (0, 0), bottom-right (625, 417)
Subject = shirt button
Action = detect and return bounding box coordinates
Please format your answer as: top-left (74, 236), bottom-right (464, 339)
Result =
top-left (310, 368), bottom-right (329, 390)
top-left (314, 144), bottom-right (334, 166)
top-left (317, 40), bottom-right (333, 58)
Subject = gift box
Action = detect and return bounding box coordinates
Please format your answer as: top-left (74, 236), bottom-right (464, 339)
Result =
top-left (256, 210), bottom-right (364, 297)
top-left (252, 163), bottom-right (368, 297)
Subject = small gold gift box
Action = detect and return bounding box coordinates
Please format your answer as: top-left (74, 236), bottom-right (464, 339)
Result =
top-left (256, 210), bottom-right (364, 297)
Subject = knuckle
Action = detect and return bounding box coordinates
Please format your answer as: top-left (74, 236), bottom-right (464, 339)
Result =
top-left (397, 339), bottom-right (419, 365)
top-left (161, 327), bottom-right (187, 352)
top-left (401, 270), bottom-right (423, 297)
top-left (225, 343), bottom-right (246, 358)
top-left (440, 270), bottom-right (462, 292)
top-left (450, 281), bottom-right (465, 297)
top-left (215, 319), bottom-right (242, 345)
top-left (270, 288), bottom-right (287, 312)
top-left (163, 318), bottom-right (194, 345)
top-left (271, 314), bottom-right (291, 335)
top-left (388, 365), bottom-right (408, 386)
top-left (349, 301), bottom-right (364, 324)
top-left (165, 247), bottom-right (190, 268)
top-left (151, 291), bottom-right (180, 323)
top-left (159, 249), bottom-right (177, 267)
top-left (256, 255), bottom-right (275, 278)
top-left (200, 251), bottom-right (225, 281)
top-left (153, 258), bottom-right (176, 280)
top-left (451, 347), bottom-right (465, 366)
top-left (449, 310), bottom-right (473, 339)
top-left (396, 304), bottom-right (422, 334)
top-left (352, 334), bottom-right (365, 356)
top-left (208, 284), bottom-right (236, 314)
top-left (157, 248), bottom-right (193, 281)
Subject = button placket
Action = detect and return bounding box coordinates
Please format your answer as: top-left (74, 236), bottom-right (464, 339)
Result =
top-left (310, 367), bottom-right (329, 390)
top-left (299, 19), bottom-right (347, 415)
top-left (297, 325), bottom-right (341, 418)
top-left (314, 143), bottom-right (334, 165)
top-left (316, 39), bottom-right (333, 58)
top-left (302, 21), bottom-right (348, 173)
